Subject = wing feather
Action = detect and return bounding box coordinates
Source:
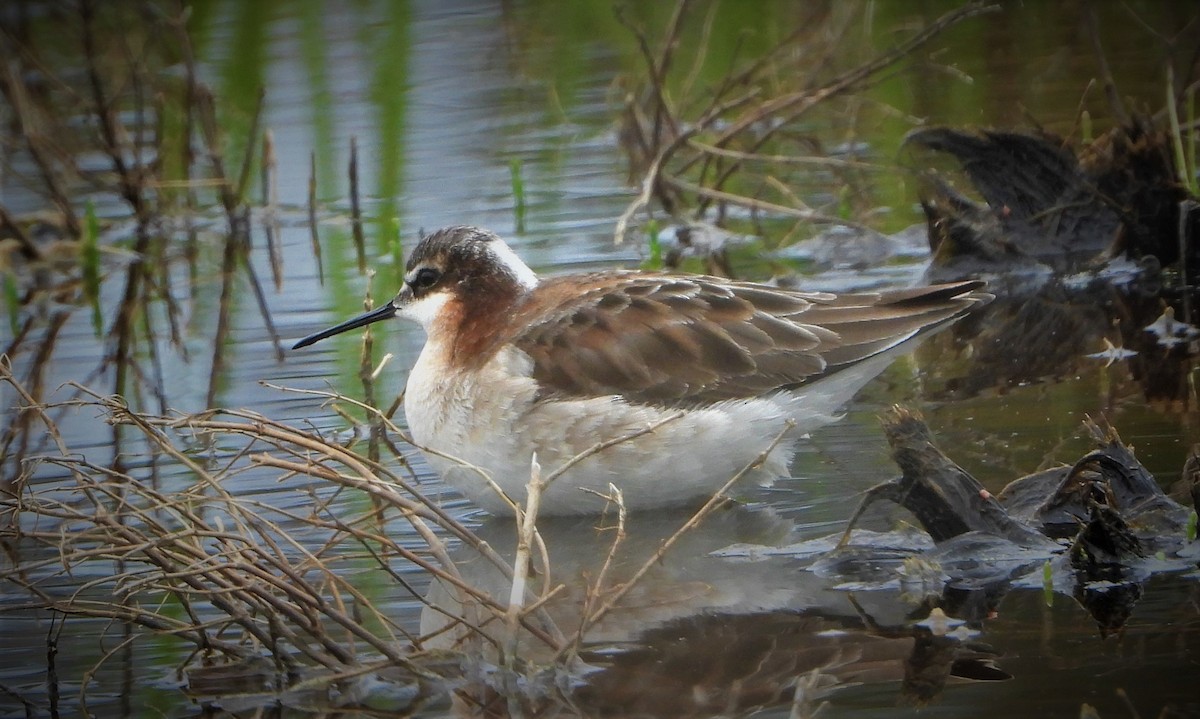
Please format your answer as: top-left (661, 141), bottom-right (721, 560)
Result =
top-left (504, 273), bottom-right (985, 405)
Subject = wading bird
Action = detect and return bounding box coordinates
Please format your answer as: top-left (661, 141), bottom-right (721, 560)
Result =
top-left (294, 226), bottom-right (987, 515)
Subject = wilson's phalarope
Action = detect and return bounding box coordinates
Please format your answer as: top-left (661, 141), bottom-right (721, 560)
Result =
top-left (294, 226), bottom-right (988, 515)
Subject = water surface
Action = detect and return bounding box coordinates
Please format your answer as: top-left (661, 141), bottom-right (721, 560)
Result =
top-left (2, 2), bottom-right (1199, 717)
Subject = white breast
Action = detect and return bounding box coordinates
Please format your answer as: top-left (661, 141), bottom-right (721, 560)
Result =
top-left (404, 341), bottom-right (834, 515)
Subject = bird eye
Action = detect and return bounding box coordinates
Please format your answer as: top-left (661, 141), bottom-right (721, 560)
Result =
top-left (412, 267), bottom-right (441, 290)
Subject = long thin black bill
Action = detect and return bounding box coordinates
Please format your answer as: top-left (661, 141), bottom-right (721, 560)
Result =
top-left (292, 302), bottom-right (398, 349)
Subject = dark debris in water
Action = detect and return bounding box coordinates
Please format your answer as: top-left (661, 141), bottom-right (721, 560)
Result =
top-left (829, 407), bottom-right (1199, 637)
top-left (844, 409), bottom-right (1057, 547)
top-left (910, 119), bottom-right (1199, 280)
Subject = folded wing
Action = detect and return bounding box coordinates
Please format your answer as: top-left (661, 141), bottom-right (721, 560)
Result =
top-left (508, 272), bottom-right (986, 405)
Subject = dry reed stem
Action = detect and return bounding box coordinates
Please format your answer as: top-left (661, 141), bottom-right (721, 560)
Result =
top-left (350, 135), bottom-right (367, 274)
top-left (78, 633), bottom-right (137, 716)
top-left (28, 457), bottom-right (329, 663)
top-left (505, 453), bottom-right (545, 666)
top-left (665, 174), bottom-right (875, 232)
top-left (355, 279), bottom-right (384, 464)
top-left (206, 215), bottom-right (241, 410)
top-left (126, 401), bottom-right (566, 649)
top-left (239, 243), bottom-right (286, 361)
top-left (80, 0), bottom-right (144, 219)
top-left (235, 87), bottom-right (266, 202)
top-left (702, 4), bottom-right (996, 202)
top-left (0, 204), bottom-right (42, 261)
top-left (563, 484), bottom-right (627, 664)
top-left (615, 1), bottom-right (997, 243)
top-left (308, 150), bottom-right (324, 284)
top-left (615, 0), bottom-right (688, 153)
top-left (247, 455), bottom-right (530, 637)
top-left (555, 419), bottom-right (796, 662)
top-left (3, 366), bottom-right (575, 675)
top-left (613, 136), bottom-right (685, 245)
top-left (169, 0), bottom-right (202, 284)
top-left (262, 129), bottom-right (283, 290)
top-left (9, 360), bottom-right (784, 681)
top-left (0, 56), bottom-right (81, 239)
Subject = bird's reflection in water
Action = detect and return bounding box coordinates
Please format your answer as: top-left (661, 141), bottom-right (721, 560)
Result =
top-left (421, 504), bottom-right (1008, 717)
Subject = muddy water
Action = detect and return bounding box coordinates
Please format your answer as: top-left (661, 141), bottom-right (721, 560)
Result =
top-left (2, 1), bottom-right (1199, 717)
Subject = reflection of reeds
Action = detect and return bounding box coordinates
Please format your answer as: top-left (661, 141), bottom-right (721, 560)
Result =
top-left (80, 203), bottom-right (102, 335)
top-left (262, 129), bottom-right (283, 290)
top-left (0, 360), bottom-right (543, 667)
top-left (350, 136), bottom-right (367, 274)
top-left (0, 2), bottom-right (292, 485)
top-left (308, 150), bottom-right (325, 284)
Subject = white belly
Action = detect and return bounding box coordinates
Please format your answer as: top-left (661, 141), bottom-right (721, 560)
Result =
top-left (402, 343), bottom-right (877, 516)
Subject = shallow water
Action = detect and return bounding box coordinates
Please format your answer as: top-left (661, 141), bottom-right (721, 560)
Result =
top-left (2, 1), bottom-right (1200, 717)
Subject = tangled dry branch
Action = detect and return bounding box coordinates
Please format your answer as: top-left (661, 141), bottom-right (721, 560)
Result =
top-left (614, 0), bottom-right (998, 246)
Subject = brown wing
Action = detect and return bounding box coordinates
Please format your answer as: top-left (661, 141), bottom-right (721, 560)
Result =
top-left (508, 272), bottom-right (986, 405)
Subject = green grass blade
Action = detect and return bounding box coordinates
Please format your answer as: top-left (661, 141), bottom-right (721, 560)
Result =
top-left (1166, 65), bottom-right (1194, 193)
top-left (510, 159), bottom-right (526, 233)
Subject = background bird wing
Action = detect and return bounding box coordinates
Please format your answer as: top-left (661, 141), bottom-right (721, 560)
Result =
top-left (508, 272), bottom-right (985, 405)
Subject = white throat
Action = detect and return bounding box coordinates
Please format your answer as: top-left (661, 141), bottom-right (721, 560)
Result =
top-left (397, 290), bottom-right (451, 331)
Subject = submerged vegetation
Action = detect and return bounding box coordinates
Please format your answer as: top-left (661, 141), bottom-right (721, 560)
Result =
top-left (1, 1), bottom-right (1199, 716)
